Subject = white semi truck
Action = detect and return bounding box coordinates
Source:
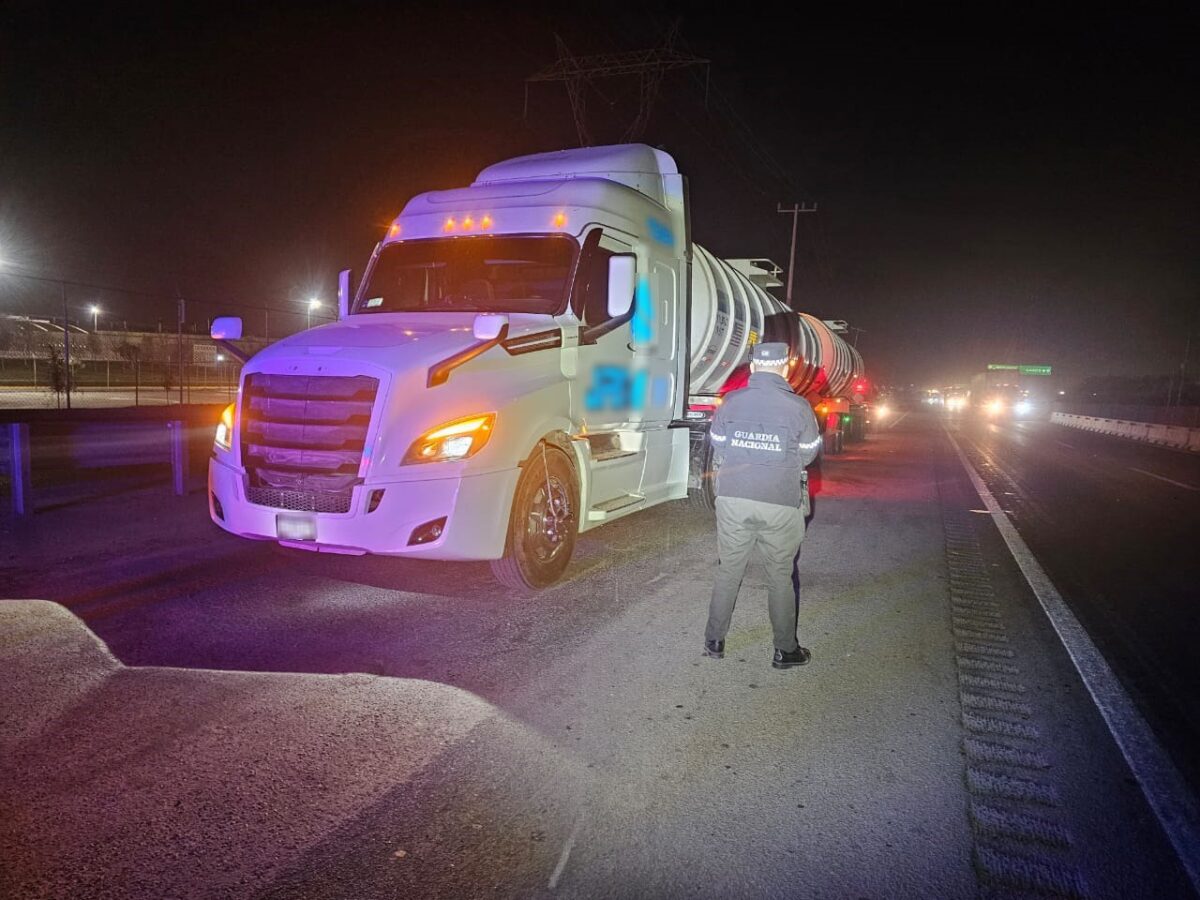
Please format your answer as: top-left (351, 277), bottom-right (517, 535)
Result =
top-left (208, 143), bottom-right (863, 589)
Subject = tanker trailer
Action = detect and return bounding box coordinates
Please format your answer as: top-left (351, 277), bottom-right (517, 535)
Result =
top-left (682, 251), bottom-right (865, 509)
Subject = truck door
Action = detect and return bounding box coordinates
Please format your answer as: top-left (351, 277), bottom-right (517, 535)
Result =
top-left (634, 249), bottom-right (690, 504)
top-left (570, 228), bottom-right (646, 509)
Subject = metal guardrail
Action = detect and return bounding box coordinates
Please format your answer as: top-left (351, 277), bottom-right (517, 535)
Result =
top-left (1, 424), bottom-right (34, 515)
top-left (2, 419), bottom-right (191, 516)
top-left (1051, 412), bottom-right (1200, 453)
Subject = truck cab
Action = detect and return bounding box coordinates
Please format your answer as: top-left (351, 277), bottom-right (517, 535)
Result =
top-left (208, 144), bottom-right (692, 590)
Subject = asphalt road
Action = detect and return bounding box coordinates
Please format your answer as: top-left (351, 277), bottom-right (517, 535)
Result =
top-left (1, 412), bottom-right (1195, 898)
top-left (949, 412), bottom-right (1200, 796)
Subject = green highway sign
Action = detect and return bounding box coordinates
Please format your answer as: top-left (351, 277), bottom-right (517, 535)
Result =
top-left (987, 363), bottom-right (1052, 375)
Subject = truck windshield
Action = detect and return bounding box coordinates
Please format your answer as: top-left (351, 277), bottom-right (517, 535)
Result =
top-left (357, 236), bottom-right (576, 315)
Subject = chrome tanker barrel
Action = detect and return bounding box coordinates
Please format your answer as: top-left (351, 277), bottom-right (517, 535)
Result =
top-left (797, 314), bottom-right (863, 400)
top-left (688, 247), bottom-right (864, 400)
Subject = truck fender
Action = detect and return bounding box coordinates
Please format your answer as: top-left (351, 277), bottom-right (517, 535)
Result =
top-left (517, 429), bottom-right (576, 469)
top-left (515, 430), bottom-right (593, 533)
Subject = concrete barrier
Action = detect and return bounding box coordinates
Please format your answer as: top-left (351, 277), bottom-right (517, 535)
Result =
top-left (1051, 412), bottom-right (1200, 453)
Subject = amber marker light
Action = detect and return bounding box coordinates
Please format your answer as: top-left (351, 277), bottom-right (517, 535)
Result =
top-left (480, 214), bottom-right (493, 229)
top-left (443, 217), bottom-right (456, 232)
top-left (388, 223), bottom-right (401, 238)
top-left (552, 212), bottom-right (567, 228)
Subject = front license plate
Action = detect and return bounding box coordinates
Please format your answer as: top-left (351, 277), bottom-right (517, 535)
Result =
top-left (277, 514), bottom-right (316, 541)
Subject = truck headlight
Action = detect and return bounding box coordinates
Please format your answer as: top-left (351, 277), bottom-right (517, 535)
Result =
top-left (214, 402), bottom-right (235, 451)
top-left (404, 413), bottom-right (495, 464)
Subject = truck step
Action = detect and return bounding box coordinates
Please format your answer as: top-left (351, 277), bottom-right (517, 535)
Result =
top-left (587, 493), bottom-right (645, 521)
top-left (591, 449), bottom-right (639, 463)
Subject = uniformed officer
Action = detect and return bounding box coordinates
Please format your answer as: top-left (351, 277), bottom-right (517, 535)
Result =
top-left (703, 342), bottom-right (823, 669)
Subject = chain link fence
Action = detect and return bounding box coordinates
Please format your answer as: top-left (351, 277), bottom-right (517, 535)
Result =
top-left (0, 319), bottom-right (272, 409)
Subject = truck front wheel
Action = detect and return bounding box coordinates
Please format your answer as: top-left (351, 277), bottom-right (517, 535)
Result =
top-left (490, 445), bottom-right (578, 591)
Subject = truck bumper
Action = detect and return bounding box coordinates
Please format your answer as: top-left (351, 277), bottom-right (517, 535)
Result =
top-left (207, 457), bottom-right (517, 561)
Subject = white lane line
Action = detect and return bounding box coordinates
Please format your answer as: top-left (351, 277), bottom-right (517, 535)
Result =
top-left (1054, 440), bottom-right (1076, 451)
top-left (1129, 467), bottom-right (1199, 492)
top-left (548, 815), bottom-right (582, 889)
top-left (949, 432), bottom-right (1200, 893)
top-left (885, 411), bottom-right (910, 430)
top-left (646, 572), bottom-right (668, 586)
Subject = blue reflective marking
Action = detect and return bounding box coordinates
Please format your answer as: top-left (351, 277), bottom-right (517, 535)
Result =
top-left (584, 365), bottom-right (630, 411)
top-left (631, 275), bottom-right (653, 343)
top-left (651, 375), bottom-right (671, 407)
top-left (630, 370), bottom-right (649, 411)
top-left (647, 217), bottom-right (674, 247)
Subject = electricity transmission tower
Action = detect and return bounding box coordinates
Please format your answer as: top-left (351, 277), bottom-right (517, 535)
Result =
top-left (526, 22), bottom-right (708, 146)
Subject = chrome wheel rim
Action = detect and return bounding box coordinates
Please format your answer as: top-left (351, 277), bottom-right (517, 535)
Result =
top-left (523, 475), bottom-right (572, 564)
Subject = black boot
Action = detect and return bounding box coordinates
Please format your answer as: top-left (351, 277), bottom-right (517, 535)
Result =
top-left (703, 639), bottom-right (725, 659)
top-left (772, 646), bottom-right (811, 669)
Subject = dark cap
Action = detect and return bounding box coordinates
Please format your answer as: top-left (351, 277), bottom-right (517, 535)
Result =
top-left (751, 342), bottom-right (789, 364)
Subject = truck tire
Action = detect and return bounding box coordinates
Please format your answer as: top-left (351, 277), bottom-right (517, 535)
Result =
top-left (685, 435), bottom-right (717, 511)
top-left (490, 445), bottom-right (578, 592)
top-left (687, 471), bottom-right (717, 511)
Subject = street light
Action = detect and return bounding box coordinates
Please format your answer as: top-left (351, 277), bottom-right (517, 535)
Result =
top-left (90, 304), bottom-right (101, 332)
top-left (307, 297), bottom-right (321, 329)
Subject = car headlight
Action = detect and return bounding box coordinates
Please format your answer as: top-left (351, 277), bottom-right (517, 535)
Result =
top-left (404, 413), bottom-right (496, 464)
top-left (214, 402), bottom-right (235, 451)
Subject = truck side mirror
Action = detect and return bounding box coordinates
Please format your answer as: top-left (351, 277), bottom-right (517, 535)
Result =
top-left (338, 269), bottom-right (352, 319)
top-left (473, 313), bottom-right (509, 341)
top-left (607, 255), bottom-right (637, 319)
top-left (211, 316), bottom-right (243, 340)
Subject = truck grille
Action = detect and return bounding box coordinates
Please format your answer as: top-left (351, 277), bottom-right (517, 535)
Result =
top-left (245, 486), bottom-right (354, 514)
top-left (241, 373), bottom-right (379, 514)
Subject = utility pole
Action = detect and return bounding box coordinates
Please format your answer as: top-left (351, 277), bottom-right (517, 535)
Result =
top-left (1172, 317), bottom-right (1193, 410)
top-left (777, 202), bottom-right (818, 307)
top-left (176, 294), bottom-right (185, 406)
top-left (61, 281), bottom-right (71, 409)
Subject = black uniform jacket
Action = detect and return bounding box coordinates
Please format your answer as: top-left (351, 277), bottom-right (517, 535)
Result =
top-left (709, 371), bottom-right (822, 508)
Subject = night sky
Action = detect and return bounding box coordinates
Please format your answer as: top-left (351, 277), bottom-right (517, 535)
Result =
top-left (2, 3), bottom-right (1196, 386)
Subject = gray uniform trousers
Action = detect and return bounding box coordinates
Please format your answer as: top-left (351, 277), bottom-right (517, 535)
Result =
top-left (705, 495), bottom-right (806, 652)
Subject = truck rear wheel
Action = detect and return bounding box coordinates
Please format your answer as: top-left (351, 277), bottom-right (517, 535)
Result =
top-left (490, 445), bottom-right (578, 591)
top-left (685, 433), bottom-right (717, 511)
top-left (687, 469), bottom-right (717, 511)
